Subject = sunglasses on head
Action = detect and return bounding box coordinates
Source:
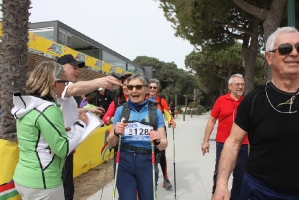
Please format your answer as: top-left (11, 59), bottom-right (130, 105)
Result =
top-left (149, 86), bottom-right (157, 89)
top-left (56, 64), bottom-right (63, 78)
top-left (269, 43), bottom-right (299, 55)
top-left (127, 85), bottom-right (147, 90)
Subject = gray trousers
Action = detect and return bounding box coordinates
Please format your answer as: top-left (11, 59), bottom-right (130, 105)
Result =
top-left (15, 183), bottom-right (64, 200)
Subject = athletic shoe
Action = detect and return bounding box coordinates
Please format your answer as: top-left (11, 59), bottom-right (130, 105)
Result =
top-left (163, 178), bottom-right (172, 189)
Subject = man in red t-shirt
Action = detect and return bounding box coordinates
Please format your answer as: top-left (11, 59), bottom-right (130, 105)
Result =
top-left (201, 74), bottom-right (248, 200)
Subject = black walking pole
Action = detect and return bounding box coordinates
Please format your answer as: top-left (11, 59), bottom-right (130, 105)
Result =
top-left (100, 146), bottom-right (112, 200)
top-left (173, 128), bottom-right (177, 199)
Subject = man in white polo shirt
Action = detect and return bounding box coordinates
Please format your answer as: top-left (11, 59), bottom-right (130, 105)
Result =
top-left (56, 54), bottom-right (121, 200)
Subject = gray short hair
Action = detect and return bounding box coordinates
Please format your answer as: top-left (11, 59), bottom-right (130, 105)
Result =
top-left (127, 74), bottom-right (149, 87)
top-left (228, 74), bottom-right (244, 84)
top-left (266, 27), bottom-right (299, 52)
top-left (149, 78), bottom-right (160, 88)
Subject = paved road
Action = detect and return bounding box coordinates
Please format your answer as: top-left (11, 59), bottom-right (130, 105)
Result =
top-left (88, 112), bottom-right (232, 200)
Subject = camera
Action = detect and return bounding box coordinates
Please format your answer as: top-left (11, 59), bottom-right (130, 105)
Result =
top-left (112, 72), bottom-right (126, 82)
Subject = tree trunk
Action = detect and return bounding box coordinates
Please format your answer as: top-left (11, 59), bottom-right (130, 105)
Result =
top-left (232, 0), bottom-right (287, 82)
top-left (0, 0), bottom-right (31, 141)
top-left (184, 95), bottom-right (188, 113)
top-left (218, 79), bottom-right (227, 96)
top-left (242, 18), bottom-right (259, 95)
top-left (262, 0), bottom-right (287, 82)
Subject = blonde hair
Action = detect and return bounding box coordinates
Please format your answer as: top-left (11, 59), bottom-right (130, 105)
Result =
top-left (26, 61), bottom-right (65, 101)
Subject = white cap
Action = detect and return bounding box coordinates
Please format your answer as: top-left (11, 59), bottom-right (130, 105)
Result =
top-left (98, 87), bottom-right (104, 91)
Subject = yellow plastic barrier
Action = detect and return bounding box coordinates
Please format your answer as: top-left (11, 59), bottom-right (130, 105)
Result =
top-left (0, 125), bottom-right (113, 199)
top-left (0, 139), bottom-right (21, 200)
top-left (73, 125), bottom-right (113, 177)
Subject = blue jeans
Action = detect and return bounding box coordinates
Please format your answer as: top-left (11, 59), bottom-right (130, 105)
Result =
top-left (116, 150), bottom-right (156, 200)
top-left (212, 142), bottom-right (248, 200)
top-left (240, 172), bottom-right (299, 200)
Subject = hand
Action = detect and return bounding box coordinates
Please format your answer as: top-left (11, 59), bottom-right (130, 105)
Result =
top-left (107, 116), bottom-right (114, 125)
top-left (212, 186), bottom-right (230, 200)
top-left (201, 141), bottom-right (210, 155)
top-left (65, 127), bottom-right (71, 131)
top-left (110, 116), bottom-right (114, 123)
top-left (149, 130), bottom-right (161, 143)
top-left (114, 121), bottom-right (127, 135)
top-left (171, 121), bottom-right (176, 128)
top-left (89, 107), bottom-right (105, 115)
top-left (78, 112), bottom-right (89, 125)
top-left (98, 76), bottom-right (122, 90)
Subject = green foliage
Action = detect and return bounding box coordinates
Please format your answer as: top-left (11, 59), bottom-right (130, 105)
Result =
top-left (159, 0), bottom-right (287, 93)
top-left (185, 42), bottom-right (244, 96)
top-left (134, 56), bottom-right (203, 105)
top-left (196, 105), bottom-right (207, 115)
top-left (160, 0), bottom-right (247, 48)
top-left (254, 53), bottom-right (266, 87)
top-left (188, 101), bottom-right (207, 114)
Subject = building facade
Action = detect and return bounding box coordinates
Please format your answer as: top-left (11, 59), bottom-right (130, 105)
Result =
top-left (29, 20), bottom-right (145, 76)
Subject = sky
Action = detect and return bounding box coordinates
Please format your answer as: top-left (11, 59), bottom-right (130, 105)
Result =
top-left (27, 0), bottom-right (195, 69)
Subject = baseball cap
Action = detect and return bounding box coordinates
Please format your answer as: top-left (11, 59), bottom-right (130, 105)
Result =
top-left (57, 54), bottom-right (85, 68)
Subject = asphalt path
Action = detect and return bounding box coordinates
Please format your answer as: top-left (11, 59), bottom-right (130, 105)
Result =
top-left (88, 112), bottom-right (232, 200)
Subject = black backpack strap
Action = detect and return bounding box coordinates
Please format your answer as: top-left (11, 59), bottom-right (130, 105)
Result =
top-left (121, 101), bottom-right (157, 129)
top-left (120, 102), bottom-right (130, 123)
top-left (148, 101), bottom-right (157, 130)
top-left (114, 96), bottom-right (127, 109)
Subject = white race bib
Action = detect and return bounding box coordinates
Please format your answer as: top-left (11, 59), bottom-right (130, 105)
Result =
top-left (123, 122), bottom-right (150, 142)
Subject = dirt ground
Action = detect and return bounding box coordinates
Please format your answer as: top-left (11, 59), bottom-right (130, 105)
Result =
top-left (74, 159), bottom-right (114, 200)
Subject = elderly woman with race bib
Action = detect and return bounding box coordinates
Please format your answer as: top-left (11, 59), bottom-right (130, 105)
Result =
top-left (108, 74), bottom-right (167, 200)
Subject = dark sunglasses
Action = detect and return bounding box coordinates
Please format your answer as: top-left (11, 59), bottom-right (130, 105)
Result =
top-left (149, 86), bottom-right (157, 89)
top-left (127, 85), bottom-right (147, 90)
top-left (56, 80), bottom-right (69, 86)
top-left (269, 43), bottom-right (299, 55)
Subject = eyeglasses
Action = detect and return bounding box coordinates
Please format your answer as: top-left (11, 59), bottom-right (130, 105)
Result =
top-left (233, 83), bottom-right (244, 87)
top-left (56, 80), bottom-right (69, 86)
top-left (268, 43), bottom-right (299, 55)
top-left (149, 86), bottom-right (157, 89)
top-left (127, 85), bottom-right (147, 90)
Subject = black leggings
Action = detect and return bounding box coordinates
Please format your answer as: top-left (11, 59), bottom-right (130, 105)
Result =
top-left (158, 127), bottom-right (168, 179)
top-left (159, 150), bottom-right (168, 179)
top-left (62, 152), bottom-right (74, 200)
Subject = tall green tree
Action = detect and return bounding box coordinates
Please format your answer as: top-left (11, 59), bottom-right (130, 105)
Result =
top-left (134, 56), bottom-right (199, 105)
top-left (185, 43), bottom-right (244, 95)
top-left (160, 0), bottom-right (287, 93)
top-left (185, 42), bottom-right (265, 97)
top-left (0, 0), bottom-right (31, 141)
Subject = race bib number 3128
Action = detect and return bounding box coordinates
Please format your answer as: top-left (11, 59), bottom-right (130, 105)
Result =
top-left (123, 122), bottom-right (150, 142)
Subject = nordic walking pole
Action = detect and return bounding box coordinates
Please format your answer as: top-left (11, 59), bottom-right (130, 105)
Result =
top-left (112, 117), bottom-right (126, 200)
top-left (150, 127), bottom-right (157, 200)
top-left (173, 128), bottom-right (177, 199)
top-left (100, 146), bottom-right (112, 200)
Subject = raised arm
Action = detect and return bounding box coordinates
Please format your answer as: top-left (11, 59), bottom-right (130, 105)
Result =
top-left (64, 76), bottom-right (121, 97)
